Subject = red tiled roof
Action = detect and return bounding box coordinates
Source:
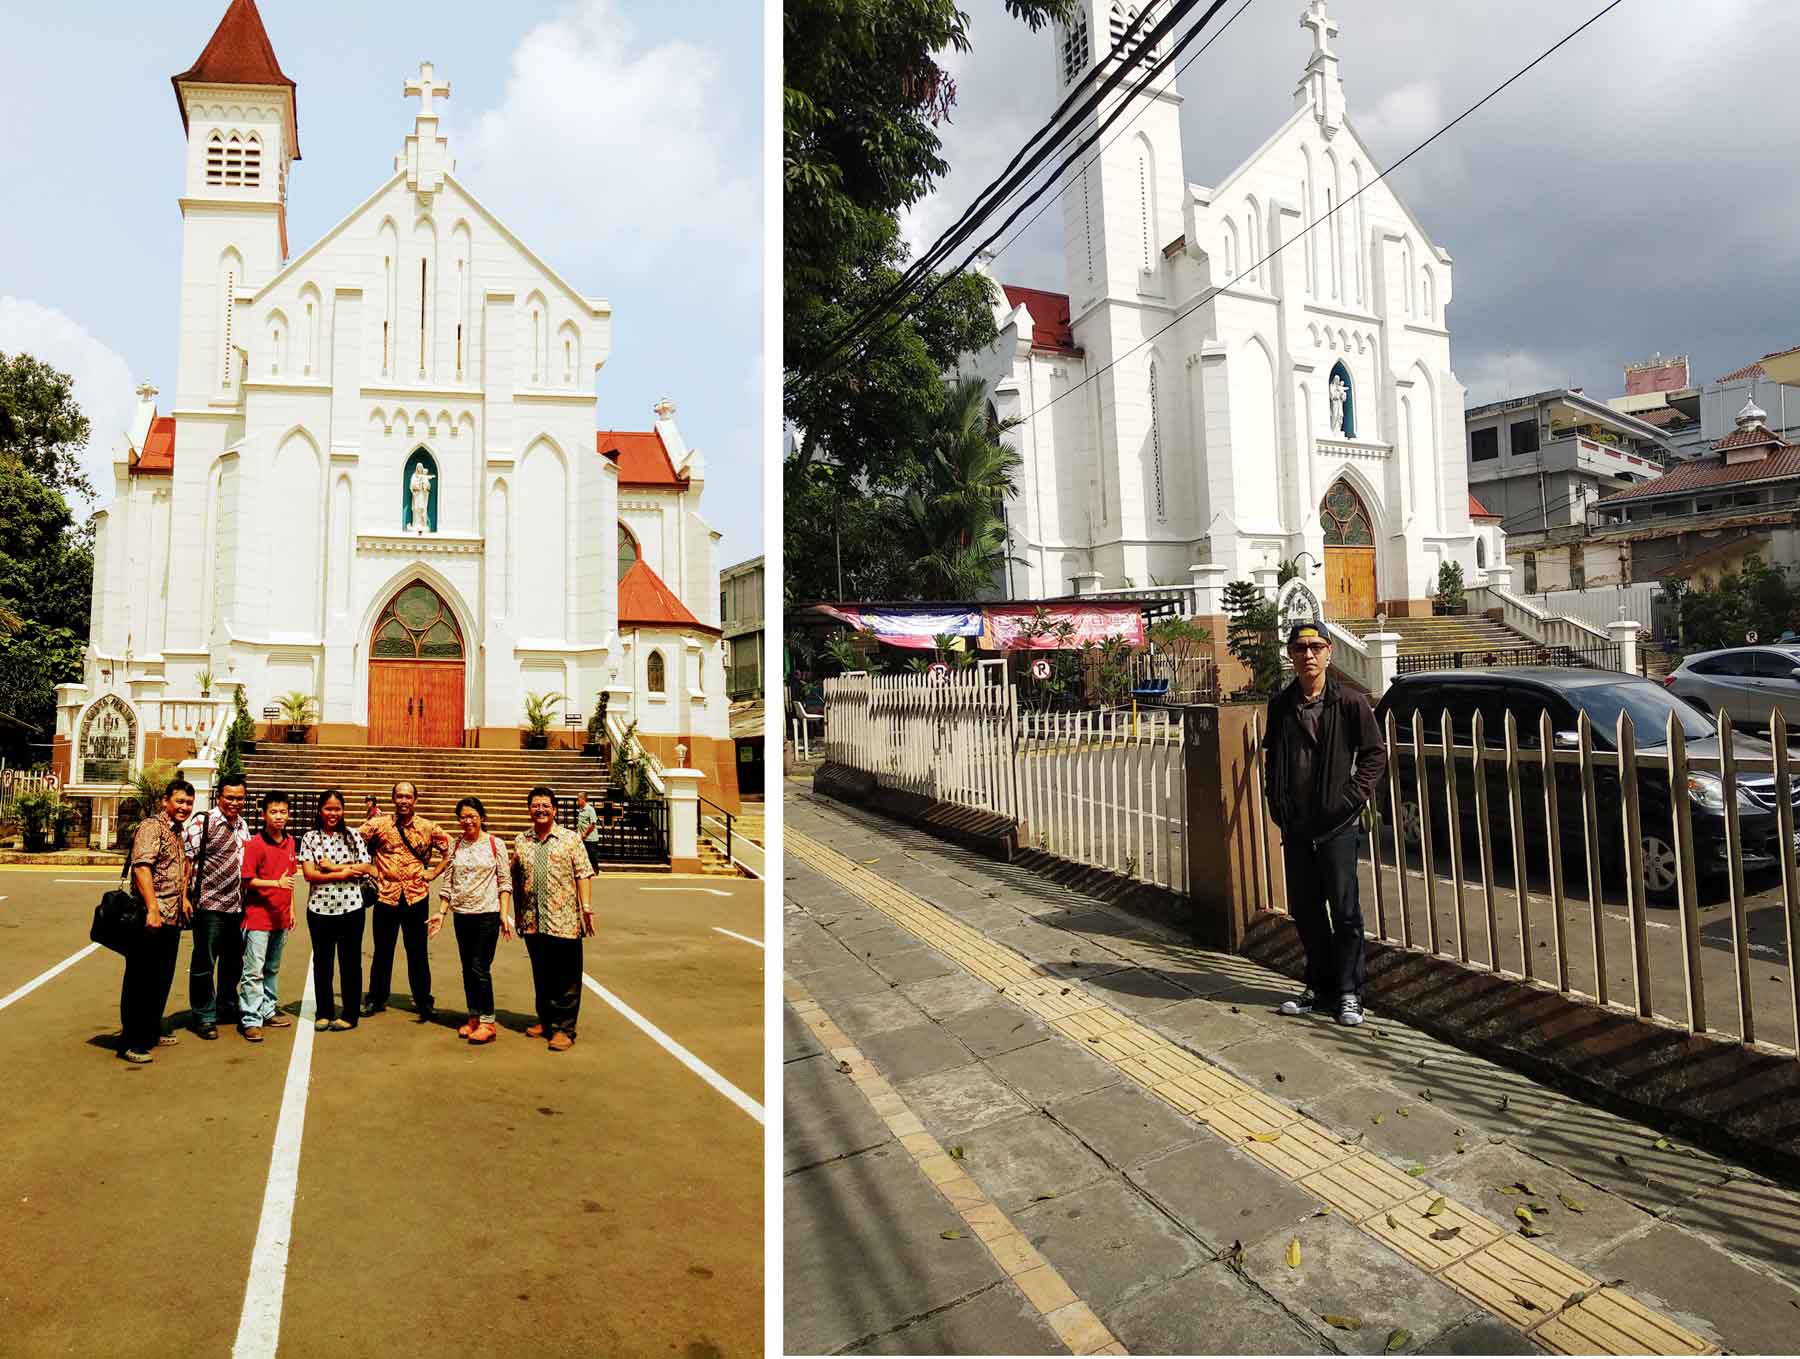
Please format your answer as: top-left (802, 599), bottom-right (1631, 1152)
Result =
top-left (1715, 425), bottom-right (1780, 452)
top-left (1001, 285), bottom-right (1079, 355)
top-left (1631, 404), bottom-right (1686, 428)
top-left (135, 416), bottom-right (176, 475)
top-left (1597, 442), bottom-right (1800, 504)
top-left (1717, 359), bottom-right (1767, 384)
top-left (1468, 492), bottom-right (1500, 521)
top-left (618, 559), bottom-right (718, 635)
top-left (598, 428), bottom-right (687, 489)
top-left (172, 0), bottom-right (299, 154)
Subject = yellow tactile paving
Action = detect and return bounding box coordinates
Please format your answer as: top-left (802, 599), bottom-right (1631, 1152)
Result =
top-left (786, 973), bottom-right (1127, 1357)
top-left (788, 826), bottom-right (1719, 1356)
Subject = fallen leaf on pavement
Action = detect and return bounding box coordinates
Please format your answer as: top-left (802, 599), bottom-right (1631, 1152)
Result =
top-left (1219, 1239), bottom-right (1246, 1273)
top-left (949, 1146), bottom-right (964, 1160)
top-left (1396, 1106), bottom-right (1411, 1118)
top-left (836, 1060), bottom-right (853, 1074)
top-left (1499, 1185), bottom-right (1522, 1195)
top-left (1614, 1153), bottom-right (1633, 1168)
top-left (1521, 1224), bottom-right (1550, 1238)
top-left (1513, 1181), bottom-right (1539, 1195)
top-left (1386, 1213), bottom-right (1401, 1229)
top-left (1557, 1193), bottom-right (1585, 1214)
top-left (1286, 1237), bottom-right (1302, 1269)
top-left (1321, 1314), bottom-right (1364, 1331)
top-left (1425, 1195), bottom-right (1446, 1217)
top-left (1528, 1202), bottom-right (1551, 1214)
top-left (1515, 1206), bottom-right (1534, 1225)
top-left (940, 1229), bottom-right (964, 1239)
top-left (1406, 1166), bottom-right (1427, 1177)
top-left (1421, 1088), bottom-right (1434, 1101)
top-left (1385, 1327), bottom-right (1412, 1353)
top-left (862, 859), bottom-right (880, 865)
top-left (1373, 1113), bottom-right (1385, 1126)
top-left (1230, 1005), bottom-right (1242, 1014)
top-left (1653, 1137), bottom-right (1671, 1151)
top-left (1430, 1225), bottom-right (1463, 1241)
top-left (1030, 1193), bottom-right (1057, 1202)
top-left (1312, 1206), bottom-right (1331, 1217)
top-left (1511, 1292), bottom-right (1541, 1311)
top-left (1275, 1072), bottom-right (1286, 1083)
top-left (1455, 1143), bottom-right (1470, 1155)
top-left (1248, 1131), bottom-right (1283, 1143)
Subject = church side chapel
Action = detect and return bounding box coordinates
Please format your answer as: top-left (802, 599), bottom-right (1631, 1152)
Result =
top-left (51, 0), bottom-right (737, 821)
top-left (965, 0), bottom-right (1484, 634)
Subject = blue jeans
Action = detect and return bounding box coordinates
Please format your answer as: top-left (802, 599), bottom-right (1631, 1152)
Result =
top-left (189, 909), bottom-right (245, 1026)
top-left (238, 928), bottom-right (288, 1029)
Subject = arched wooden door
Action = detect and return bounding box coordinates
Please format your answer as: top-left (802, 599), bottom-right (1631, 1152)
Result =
top-left (368, 581), bottom-right (465, 747)
top-left (1320, 479), bottom-right (1378, 621)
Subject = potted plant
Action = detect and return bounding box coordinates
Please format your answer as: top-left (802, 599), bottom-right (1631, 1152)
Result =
top-left (522, 690), bottom-right (563, 749)
top-left (196, 668), bottom-right (214, 698)
top-left (15, 785), bottom-right (62, 853)
top-left (277, 691), bottom-right (319, 744)
top-left (1432, 561), bottom-right (1468, 617)
top-left (583, 690), bottom-right (609, 757)
top-left (610, 718), bottom-right (649, 799)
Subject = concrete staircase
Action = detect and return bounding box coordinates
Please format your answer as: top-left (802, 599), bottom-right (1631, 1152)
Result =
top-left (1337, 612), bottom-right (1538, 662)
top-left (238, 745), bottom-right (607, 841)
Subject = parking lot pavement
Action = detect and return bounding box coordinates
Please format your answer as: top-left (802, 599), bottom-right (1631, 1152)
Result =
top-left (784, 789), bottom-right (1800, 1357)
top-left (0, 868), bottom-right (763, 1358)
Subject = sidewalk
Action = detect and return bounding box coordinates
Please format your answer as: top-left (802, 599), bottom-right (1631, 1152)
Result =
top-left (782, 784), bottom-right (1800, 1356)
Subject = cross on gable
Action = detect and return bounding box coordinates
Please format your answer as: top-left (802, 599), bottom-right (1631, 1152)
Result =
top-left (1300, 0), bottom-right (1337, 60)
top-left (405, 61), bottom-right (450, 118)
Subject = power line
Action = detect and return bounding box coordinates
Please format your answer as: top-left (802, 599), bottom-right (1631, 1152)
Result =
top-left (808, 0), bottom-right (1238, 385)
top-left (1007, 0), bottom-right (1630, 432)
top-left (814, 0), bottom-right (1198, 367)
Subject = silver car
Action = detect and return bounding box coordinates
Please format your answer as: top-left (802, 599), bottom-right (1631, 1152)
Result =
top-left (1665, 645), bottom-right (1800, 730)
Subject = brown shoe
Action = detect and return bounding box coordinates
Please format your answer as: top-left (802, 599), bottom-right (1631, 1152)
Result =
top-left (525, 1023), bottom-right (546, 1039)
top-left (241, 1026), bottom-right (263, 1043)
top-left (265, 1014), bottom-right (292, 1029)
top-left (547, 1032), bottom-right (574, 1052)
top-left (469, 1021), bottom-right (498, 1045)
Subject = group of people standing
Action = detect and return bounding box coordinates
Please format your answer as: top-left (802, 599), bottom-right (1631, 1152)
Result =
top-left (117, 777), bottom-right (595, 1064)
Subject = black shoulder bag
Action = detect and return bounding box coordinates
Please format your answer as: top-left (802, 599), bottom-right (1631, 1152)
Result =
top-left (91, 847), bottom-right (149, 955)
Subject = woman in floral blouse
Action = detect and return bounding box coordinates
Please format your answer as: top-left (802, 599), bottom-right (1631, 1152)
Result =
top-left (300, 788), bottom-right (375, 1031)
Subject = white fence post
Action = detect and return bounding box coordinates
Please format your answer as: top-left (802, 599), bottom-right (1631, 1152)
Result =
top-left (1607, 619), bottom-right (1641, 675)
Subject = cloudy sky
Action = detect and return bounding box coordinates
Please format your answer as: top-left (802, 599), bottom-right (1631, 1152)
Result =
top-left (0, 0), bottom-right (763, 559)
top-left (906, 0), bottom-right (1800, 409)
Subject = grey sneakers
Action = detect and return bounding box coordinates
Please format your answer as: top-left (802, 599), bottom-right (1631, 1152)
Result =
top-left (1338, 993), bottom-right (1365, 1027)
top-left (1278, 987), bottom-right (1319, 1016)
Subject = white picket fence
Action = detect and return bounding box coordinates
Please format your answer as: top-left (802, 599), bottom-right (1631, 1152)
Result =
top-left (822, 673), bottom-right (1188, 894)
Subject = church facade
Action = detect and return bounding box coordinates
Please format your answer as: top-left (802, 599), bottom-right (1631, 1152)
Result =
top-left (967, 0), bottom-right (1482, 621)
top-left (56, 0), bottom-right (735, 803)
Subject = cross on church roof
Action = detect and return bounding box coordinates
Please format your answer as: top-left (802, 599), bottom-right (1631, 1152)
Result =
top-left (1301, 0), bottom-right (1338, 61)
top-left (405, 60), bottom-right (449, 119)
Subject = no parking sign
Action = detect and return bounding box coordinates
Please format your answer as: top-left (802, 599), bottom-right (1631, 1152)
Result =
top-left (927, 662), bottom-right (950, 685)
top-left (1030, 658), bottom-right (1052, 680)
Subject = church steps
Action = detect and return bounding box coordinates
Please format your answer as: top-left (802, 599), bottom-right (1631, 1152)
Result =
top-left (1334, 614), bottom-right (1541, 658)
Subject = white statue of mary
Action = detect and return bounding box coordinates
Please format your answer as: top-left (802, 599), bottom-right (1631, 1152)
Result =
top-left (409, 463), bottom-right (434, 533)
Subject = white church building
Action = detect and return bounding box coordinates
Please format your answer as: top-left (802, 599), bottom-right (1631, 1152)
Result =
top-left (966, 0), bottom-right (1487, 623)
top-left (54, 0), bottom-right (735, 803)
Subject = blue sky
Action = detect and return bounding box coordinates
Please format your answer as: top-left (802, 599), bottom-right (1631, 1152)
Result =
top-left (0, 0), bottom-right (763, 562)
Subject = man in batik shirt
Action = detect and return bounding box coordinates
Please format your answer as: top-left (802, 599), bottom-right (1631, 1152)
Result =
top-left (120, 778), bottom-right (196, 1063)
top-left (513, 785), bottom-right (594, 1051)
top-left (183, 774), bottom-right (252, 1039)
top-left (358, 780), bottom-right (450, 1020)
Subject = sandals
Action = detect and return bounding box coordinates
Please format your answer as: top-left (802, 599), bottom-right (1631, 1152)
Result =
top-left (120, 1048), bottom-right (153, 1064)
top-left (156, 1034), bottom-right (179, 1047)
top-left (328, 1019), bottom-right (354, 1032)
top-left (314, 1018), bottom-right (332, 1032)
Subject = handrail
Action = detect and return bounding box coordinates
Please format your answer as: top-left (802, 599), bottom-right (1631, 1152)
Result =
top-left (1320, 621), bottom-right (1377, 691)
top-left (603, 709), bottom-right (668, 796)
top-left (1470, 583), bottom-right (1612, 648)
top-left (698, 793), bottom-right (733, 866)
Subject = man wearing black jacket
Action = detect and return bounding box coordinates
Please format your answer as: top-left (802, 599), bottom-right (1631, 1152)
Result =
top-left (1263, 621), bottom-right (1387, 1026)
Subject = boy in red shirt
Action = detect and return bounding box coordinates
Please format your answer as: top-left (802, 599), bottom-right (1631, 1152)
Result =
top-left (238, 791), bottom-right (298, 1043)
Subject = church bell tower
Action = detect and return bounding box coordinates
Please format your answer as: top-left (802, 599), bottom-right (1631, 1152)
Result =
top-left (1052, 0), bottom-right (1187, 315)
top-left (169, 0), bottom-right (300, 410)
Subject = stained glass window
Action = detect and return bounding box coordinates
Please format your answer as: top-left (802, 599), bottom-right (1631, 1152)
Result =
top-left (371, 582), bottom-right (463, 660)
top-left (1319, 478), bottom-right (1374, 547)
top-left (647, 651), bottom-right (666, 694)
top-left (619, 523), bottom-right (639, 579)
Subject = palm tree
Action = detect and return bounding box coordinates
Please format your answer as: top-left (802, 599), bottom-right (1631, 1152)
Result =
top-left (903, 376), bottom-right (1022, 599)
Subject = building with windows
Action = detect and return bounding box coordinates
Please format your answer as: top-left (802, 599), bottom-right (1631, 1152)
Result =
top-left (964, 0), bottom-right (1484, 624)
top-left (55, 0), bottom-right (734, 804)
top-left (720, 555), bottom-right (765, 701)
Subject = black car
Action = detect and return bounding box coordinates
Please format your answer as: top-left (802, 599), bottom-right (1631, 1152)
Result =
top-left (1373, 668), bottom-right (1792, 903)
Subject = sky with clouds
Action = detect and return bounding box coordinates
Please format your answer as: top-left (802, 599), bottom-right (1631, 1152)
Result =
top-left (0, 0), bottom-right (762, 560)
top-left (906, 0), bottom-right (1800, 411)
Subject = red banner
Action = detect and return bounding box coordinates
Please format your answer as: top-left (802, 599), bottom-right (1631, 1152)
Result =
top-left (981, 604), bottom-right (1146, 650)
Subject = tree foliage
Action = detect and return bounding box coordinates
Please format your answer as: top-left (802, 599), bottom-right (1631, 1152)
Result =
top-left (901, 375), bottom-right (1021, 598)
top-left (784, 0), bottom-right (1074, 601)
top-left (0, 352), bottom-right (95, 503)
top-left (1224, 579), bottom-right (1283, 696)
top-left (1674, 557), bottom-right (1800, 649)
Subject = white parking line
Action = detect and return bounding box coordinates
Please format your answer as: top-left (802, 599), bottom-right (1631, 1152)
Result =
top-left (582, 974), bottom-right (764, 1123)
top-left (712, 927), bottom-right (765, 949)
top-left (0, 944), bottom-right (99, 1012)
top-left (231, 971), bottom-right (317, 1359)
top-left (643, 886), bottom-right (734, 897)
top-left (54, 878), bottom-right (119, 884)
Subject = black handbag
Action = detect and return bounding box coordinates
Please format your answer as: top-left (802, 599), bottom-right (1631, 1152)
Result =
top-left (89, 858), bottom-right (144, 955)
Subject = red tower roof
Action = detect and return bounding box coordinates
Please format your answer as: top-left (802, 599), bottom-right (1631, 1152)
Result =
top-left (618, 559), bottom-right (718, 635)
top-left (172, 0), bottom-right (300, 155)
top-left (1000, 285), bottom-right (1080, 355)
top-left (135, 416), bottom-right (176, 475)
top-left (598, 428), bottom-right (688, 489)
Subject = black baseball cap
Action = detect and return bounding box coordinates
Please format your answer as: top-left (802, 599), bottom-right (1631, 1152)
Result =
top-left (1287, 621), bottom-right (1328, 646)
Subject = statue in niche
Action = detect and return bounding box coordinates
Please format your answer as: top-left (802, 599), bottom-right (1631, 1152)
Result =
top-left (1328, 374), bottom-right (1348, 435)
top-left (409, 462), bottom-right (435, 533)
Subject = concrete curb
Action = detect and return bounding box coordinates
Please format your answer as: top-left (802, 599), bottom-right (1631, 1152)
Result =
top-left (812, 763), bottom-right (1017, 860)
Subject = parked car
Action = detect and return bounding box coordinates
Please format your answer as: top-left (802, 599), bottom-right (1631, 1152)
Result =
top-left (1374, 668), bottom-right (1793, 903)
top-left (1664, 645), bottom-right (1800, 730)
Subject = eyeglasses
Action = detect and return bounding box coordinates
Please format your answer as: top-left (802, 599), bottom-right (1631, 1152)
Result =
top-left (1288, 643), bottom-right (1330, 655)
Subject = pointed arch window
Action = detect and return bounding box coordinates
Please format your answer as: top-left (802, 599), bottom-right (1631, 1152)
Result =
top-left (647, 650), bottom-right (666, 695)
top-left (1137, 152), bottom-right (1152, 271)
top-left (1320, 478), bottom-right (1373, 546)
top-left (372, 582), bottom-right (464, 660)
top-left (1109, 3), bottom-right (1128, 54)
top-left (618, 522), bottom-right (640, 578)
top-left (1149, 360), bottom-right (1166, 521)
top-left (1061, 9), bottom-right (1090, 84)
